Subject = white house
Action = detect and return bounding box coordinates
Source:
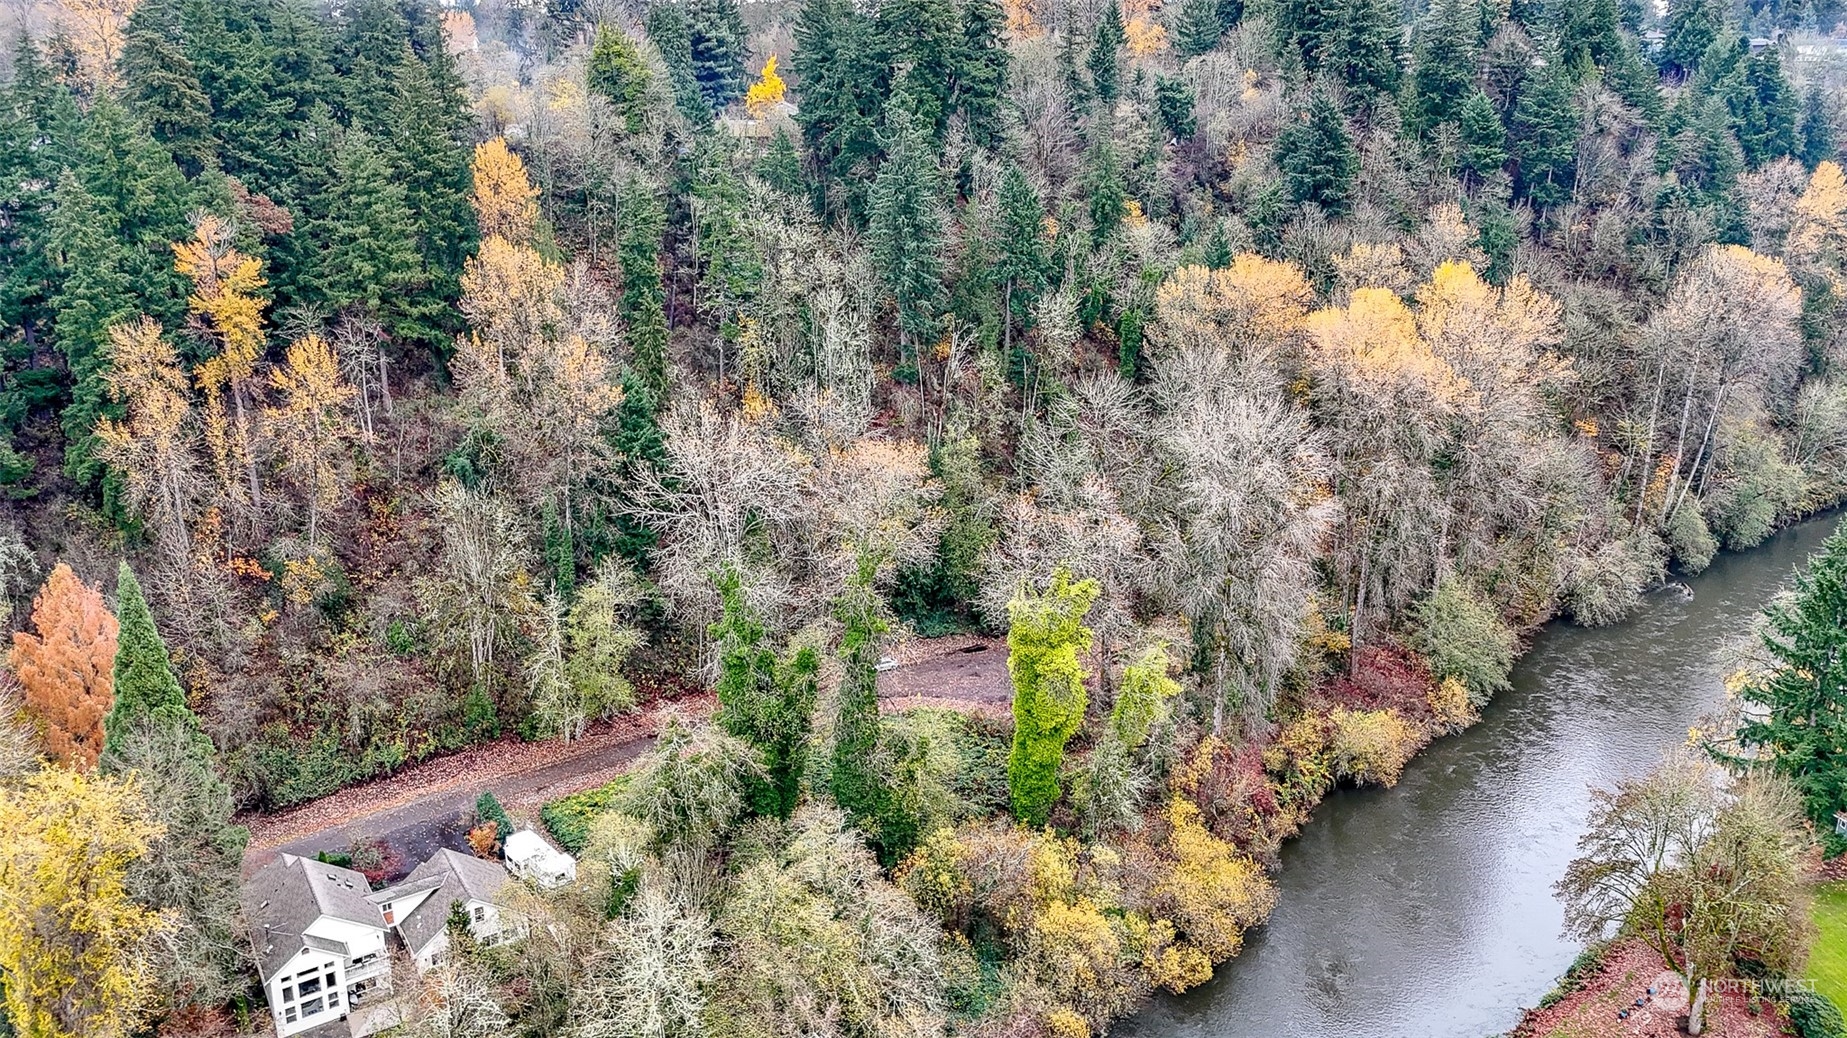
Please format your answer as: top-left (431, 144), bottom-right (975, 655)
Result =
top-left (243, 850), bottom-right (519, 1038)
top-left (504, 828), bottom-right (577, 889)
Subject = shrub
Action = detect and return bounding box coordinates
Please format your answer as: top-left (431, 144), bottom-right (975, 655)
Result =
top-left (1788, 991), bottom-right (1846, 1038)
top-left (1153, 797), bottom-right (1277, 961)
top-left (476, 791), bottom-right (513, 844)
top-left (1666, 502), bottom-right (1719, 573)
top-left (466, 822), bottom-right (500, 859)
top-left (1412, 579), bottom-right (1515, 707)
top-left (540, 776), bottom-right (630, 854)
top-left (1328, 708), bottom-right (1419, 787)
top-left (1564, 532), bottom-right (1663, 626)
top-left (1426, 676), bottom-right (1477, 733)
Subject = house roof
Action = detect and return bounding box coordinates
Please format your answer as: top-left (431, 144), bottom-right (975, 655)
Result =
top-left (242, 854), bottom-right (382, 981)
top-left (389, 849), bottom-right (510, 957)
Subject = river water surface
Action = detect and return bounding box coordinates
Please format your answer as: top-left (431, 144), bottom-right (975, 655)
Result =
top-left (1119, 512), bottom-right (1842, 1038)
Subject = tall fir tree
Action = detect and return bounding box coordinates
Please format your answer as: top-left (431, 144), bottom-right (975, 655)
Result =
top-left (302, 129), bottom-right (425, 344)
top-left (1660, 0), bottom-right (1723, 77)
top-left (688, 0), bottom-right (749, 112)
top-left (1322, 0), bottom-right (1401, 101)
top-left (1406, 0), bottom-right (1482, 137)
top-left (47, 174), bottom-right (136, 489)
top-left (1458, 88), bottom-right (1507, 181)
top-left (1605, 33), bottom-right (1666, 126)
top-left (1725, 50), bottom-right (1799, 168)
top-left (1084, 127), bottom-right (1128, 240)
top-left (867, 104), bottom-right (946, 379)
top-left (995, 164), bottom-right (1051, 358)
top-left (1738, 523), bottom-right (1847, 849)
top-left (385, 47), bottom-right (476, 351)
top-left (104, 563), bottom-right (200, 758)
top-left (1173, 0), bottom-right (1228, 58)
top-left (646, 3), bottom-right (713, 124)
top-left (953, 0), bottom-right (1009, 147)
top-left (1089, 1), bottom-right (1126, 105)
top-left (119, 2), bottom-right (215, 175)
top-left (1800, 86), bottom-right (1835, 169)
top-left (1154, 74), bottom-right (1198, 139)
top-left (876, 0), bottom-right (962, 137)
top-left (618, 178), bottom-right (671, 405)
top-left (1510, 53), bottom-right (1580, 207)
top-left (1276, 88), bottom-right (1360, 214)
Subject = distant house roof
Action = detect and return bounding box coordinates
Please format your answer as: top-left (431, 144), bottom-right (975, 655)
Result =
top-left (380, 849), bottom-right (510, 958)
top-left (242, 855), bottom-right (383, 982)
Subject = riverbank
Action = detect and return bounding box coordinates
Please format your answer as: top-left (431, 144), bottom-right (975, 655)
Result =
top-left (1509, 940), bottom-right (1786, 1038)
top-left (1118, 512), bottom-right (1846, 1038)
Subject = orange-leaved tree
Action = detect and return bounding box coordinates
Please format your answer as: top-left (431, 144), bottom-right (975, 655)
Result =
top-left (8, 563), bottom-right (119, 768)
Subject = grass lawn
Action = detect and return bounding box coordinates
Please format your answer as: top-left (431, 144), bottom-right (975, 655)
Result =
top-left (1814, 883), bottom-right (1847, 1015)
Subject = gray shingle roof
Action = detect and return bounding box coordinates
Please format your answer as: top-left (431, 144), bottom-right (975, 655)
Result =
top-left (391, 850), bottom-right (510, 958)
top-left (242, 855), bottom-right (383, 982)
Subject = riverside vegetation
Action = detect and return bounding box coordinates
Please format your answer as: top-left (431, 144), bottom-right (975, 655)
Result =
top-left (5, 0), bottom-right (1847, 1035)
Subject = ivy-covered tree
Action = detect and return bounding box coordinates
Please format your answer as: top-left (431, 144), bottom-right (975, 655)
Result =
top-left (588, 24), bottom-right (653, 135)
top-left (1006, 568), bottom-right (1099, 827)
top-left (830, 561), bottom-right (891, 840)
top-left (710, 567), bottom-right (818, 819)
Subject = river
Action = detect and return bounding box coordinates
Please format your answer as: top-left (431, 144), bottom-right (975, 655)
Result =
top-left (1118, 512), bottom-right (1841, 1038)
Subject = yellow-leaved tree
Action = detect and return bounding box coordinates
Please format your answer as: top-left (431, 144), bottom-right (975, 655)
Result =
top-left (176, 214), bottom-right (269, 513)
top-left (471, 137), bottom-right (540, 244)
top-left (96, 318), bottom-right (200, 568)
top-left (745, 54), bottom-right (787, 119)
top-left (264, 335), bottom-right (357, 546)
top-left (0, 767), bottom-right (170, 1038)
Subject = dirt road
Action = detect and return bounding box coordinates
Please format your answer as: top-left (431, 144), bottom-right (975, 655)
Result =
top-left (238, 637), bottom-right (1019, 873)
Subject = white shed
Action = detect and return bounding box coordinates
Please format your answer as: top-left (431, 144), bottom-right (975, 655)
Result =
top-left (505, 829), bottom-right (577, 889)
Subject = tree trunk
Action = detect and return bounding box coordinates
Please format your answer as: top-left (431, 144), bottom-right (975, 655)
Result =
top-left (1687, 976), bottom-right (1708, 1035)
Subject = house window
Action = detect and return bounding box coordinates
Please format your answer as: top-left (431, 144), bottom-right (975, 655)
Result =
top-left (302, 997), bottom-right (324, 1017)
top-left (298, 975), bottom-right (322, 997)
top-left (329, 990), bottom-right (341, 1008)
top-left (284, 1007), bottom-right (298, 1024)
top-left (282, 985), bottom-right (293, 1002)
top-left (473, 906), bottom-right (486, 922)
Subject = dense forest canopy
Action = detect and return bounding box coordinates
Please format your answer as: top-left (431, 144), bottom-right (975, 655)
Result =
top-left (2, 0), bottom-right (1847, 1032)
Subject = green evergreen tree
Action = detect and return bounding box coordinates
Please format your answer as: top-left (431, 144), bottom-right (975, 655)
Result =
top-left (756, 128), bottom-right (807, 195)
top-left (307, 129), bottom-right (425, 341)
top-left (876, 0), bottom-right (962, 136)
top-left (646, 2), bottom-right (712, 124)
top-left (1406, 0), bottom-right (1481, 137)
top-left (1558, 0), bottom-right (1622, 75)
top-left (688, 0), bottom-right (749, 112)
top-left (588, 24), bottom-right (653, 135)
top-left (1322, 0), bottom-right (1401, 100)
top-left (618, 178), bottom-right (671, 405)
top-left (1738, 523), bottom-right (1847, 849)
top-left (47, 174), bottom-right (135, 489)
top-left (1276, 89), bottom-right (1360, 214)
top-left (1057, 19), bottom-right (1092, 115)
top-left (710, 566), bottom-right (816, 819)
top-left (995, 165), bottom-right (1050, 359)
top-left (1173, 0), bottom-right (1227, 58)
top-left (607, 369), bottom-right (668, 568)
top-left (792, 0), bottom-right (884, 199)
top-left (953, 0), bottom-right (1010, 147)
top-left (0, 37), bottom-right (76, 363)
top-left (1088, 1), bottom-right (1126, 105)
top-left (1084, 128), bottom-right (1128, 241)
top-left (1275, 0), bottom-right (1341, 70)
top-left (1510, 54), bottom-right (1580, 207)
top-left (1726, 50), bottom-right (1799, 168)
top-left (1458, 87), bottom-right (1507, 181)
top-left (181, 0), bottom-right (333, 191)
top-left (1605, 33), bottom-right (1666, 126)
top-left (867, 105), bottom-right (945, 379)
top-left (1154, 75), bottom-right (1198, 139)
top-left (384, 47), bottom-right (476, 352)
top-left (119, 2), bottom-right (215, 174)
top-left (1661, 0), bottom-right (1723, 77)
top-left (1005, 568), bottom-right (1099, 827)
top-left (1800, 86), bottom-right (1835, 169)
top-left (105, 563), bottom-right (200, 758)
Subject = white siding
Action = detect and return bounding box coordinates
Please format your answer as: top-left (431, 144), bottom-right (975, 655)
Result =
top-left (267, 948), bottom-right (344, 1038)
